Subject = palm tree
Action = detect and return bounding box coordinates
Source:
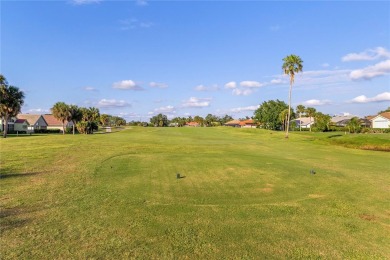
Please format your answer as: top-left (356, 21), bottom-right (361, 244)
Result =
top-left (0, 76), bottom-right (25, 138)
top-left (68, 105), bottom-right (82, 135)
top-left (306, 107), bottom-right (316, 132)
top-left (279, 108), bottom-right (289, 131)
top-left (296, 104), bottom-right (306, 131)
top-left (282, 54), bottom-right (303, 138)
top-left (51, 102), bottom-right (70, 134)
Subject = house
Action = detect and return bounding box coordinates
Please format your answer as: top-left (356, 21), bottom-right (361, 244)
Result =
top-left (292, 117), bottom-right (315, 129)
top-left (331, 115), bottom-right (356, 126)
top-left (370, 112), bottom-right (390, 129)
top-left (239, 119), bottom-right (257, 128)
top-left (42, 114), bottom-right (73, 132)
top-left (224, 119), bottom-right (257, 128)
top-left (185, 121), bottom-right (200, 127)
top-left (224, 120), bottom-right (241, 127)
top-left (14, 119), bottom-right (30, 132)
top-left (17, 114), bottom-right (48, 132)
top-left (0, 117), bottom-right (15, 132)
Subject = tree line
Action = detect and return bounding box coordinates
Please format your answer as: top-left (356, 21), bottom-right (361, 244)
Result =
top-left (51, 102), bottom-right (126, 135)
top-left (253, 99), bottom-right (333, 132)
top-left (148, 113), bottom-right (235, 127)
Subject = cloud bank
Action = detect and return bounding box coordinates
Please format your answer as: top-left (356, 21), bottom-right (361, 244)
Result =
top-left (350, 92), bottom-right (390, 103)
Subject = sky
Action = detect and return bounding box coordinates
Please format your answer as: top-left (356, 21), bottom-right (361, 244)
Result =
top-left (2, 0), bottom-right (390, 121)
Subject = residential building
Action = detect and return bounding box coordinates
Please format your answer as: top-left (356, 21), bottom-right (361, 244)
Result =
top-left (370, 112), bottom-right (390, 129)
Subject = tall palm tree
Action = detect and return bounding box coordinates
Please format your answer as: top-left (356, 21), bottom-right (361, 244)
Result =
top-left (51, 102), bottom-right (70, 135)
top-left (282, 54), bottom-right (303, 138)
top-left (306, 107), bottom-right (316, 132)
top-left (0, 75), bottom-right (25, 138)
top-left (296, 104), bottom-right (306, 131)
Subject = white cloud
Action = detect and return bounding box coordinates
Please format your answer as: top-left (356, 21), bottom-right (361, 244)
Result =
top-left (112, 80), bottom-right (144, 90)
top-left (240, 81), bottom-right (263, 88)
top-left (195, 85), bottom-right (207, 91)
top-left (194, 84), bottom-right (219, 91)
top-left (71, 0), bottom-right (101, 5)
top-left (303, 99), bottom-right (332, 106)
top-left (342, 47), bottom-right (390, 62)
top-left (349, 60), bottom-right (390, 80)
top-left (232, 88), bottom-right (254, 96)
top-left (270, 79), bottom-right (284, 84)
top-left (152, 105), bottom-right (176, 114)
top-left (97, 99), bottom-right (131, 108)
top-left (230, 105), bottom-right (259, 113)
top-left (181, 97), bottom-right (211, 108)
top-left (321, 63), bottom-right (330, 68)
top-left (350, 92), bottom-right (390, 103)
top-left (224, 81), bottom-right (237, 89)
top-left (26, 108), bottom-right (50, 114)
top-left (150, 82), bottom-right (168, 88)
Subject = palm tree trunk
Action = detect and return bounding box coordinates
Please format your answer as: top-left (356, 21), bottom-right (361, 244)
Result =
top-left (299, 112), bottom-right (302, 131)
top-left (285, 82), bottom-right (292, 138)
top-left (62, 122), bottom-right (65, 135)
top-left (3, 115), bottom-right (9, 138)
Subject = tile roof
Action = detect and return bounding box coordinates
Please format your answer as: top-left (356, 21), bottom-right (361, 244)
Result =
top-left (225, 120), bottom-right (241, 125)
top-left (17, 114), bottom-right (43, 125)
top-left (42, 114), bottom-right (67, 126)
top-left (15, 119), bottom-right (29, 124)
top-left (379, 112), bottom-right (390, 120)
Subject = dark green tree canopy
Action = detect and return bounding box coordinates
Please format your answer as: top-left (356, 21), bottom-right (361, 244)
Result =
top-left (150, 113), bottom-right (168, 127)
top-left (0, 75), bottom-right (25, 138)
top-left (253, 99), bottom-right (289, 130)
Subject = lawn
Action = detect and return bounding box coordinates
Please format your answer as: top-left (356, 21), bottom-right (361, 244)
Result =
top-left (1, 127), bottom-right (389, 259)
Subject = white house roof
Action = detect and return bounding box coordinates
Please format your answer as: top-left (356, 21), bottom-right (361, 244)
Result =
top-left (294, 117), bottom-right (314, 126)
top-left (331, 115), bottom-right (356, 123)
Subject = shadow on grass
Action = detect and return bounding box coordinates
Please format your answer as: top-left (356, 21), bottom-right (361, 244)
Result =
top-left (0, 172), bottom-right (43, 179)
top-left (0, 206), bottom-right (32, 233)
top-left (1, 134), bottom-right (48, 138)
top-left (328, 134), bottom-right (343, 139)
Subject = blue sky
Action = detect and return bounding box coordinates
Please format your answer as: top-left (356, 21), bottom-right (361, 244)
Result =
top-left (2, 0), bottom-right (389, 121)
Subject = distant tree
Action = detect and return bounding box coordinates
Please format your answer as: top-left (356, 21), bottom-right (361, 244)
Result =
top-left (254, 99), bottom-right (288, 130)
top-left (219, 114), bottom-right (234, 125)
top-left (193, 115), bottom-right (204, 126)
top-left (77, 107), bottom-right (100, 134)
top-left (150, 113), bottom-right (168, 127)
top-left (68, 105), bottom-right (82, 135)
top-left (112, 116), bottom-right (126, 126)
top-left (0, 75), bottom-right (25, 138)
top-left (279, 108), bottom-right (289, 131)
top-left (282, 54), bottom-right (303, 138)
top-left (100, 114), bottom-right (110, 126)
top-left (170, 117), bottom-right (186, 127)
top-left (347, 117), bottom-right (361, 133)
top-left (305, 107), bottom-right (317, 132)
top-left (205, 114), bottom-right (221, 126)
top-left (296, 104), bottom-right (306, 131)
top-left (378, 107), bottom-right (390, 114)
top-left (51, 102), bottom-right (70, 135)
top-left (314, 112), bottom-right (331, 132)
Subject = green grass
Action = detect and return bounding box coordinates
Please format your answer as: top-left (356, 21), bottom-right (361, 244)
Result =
top-left (1, 127), bottom-right (389, 259)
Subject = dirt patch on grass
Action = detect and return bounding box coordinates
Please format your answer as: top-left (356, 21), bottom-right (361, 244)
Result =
top-left (308, 194), bottom-right (325, 199)
top-left (359, 214), bottom-right (377, 221)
